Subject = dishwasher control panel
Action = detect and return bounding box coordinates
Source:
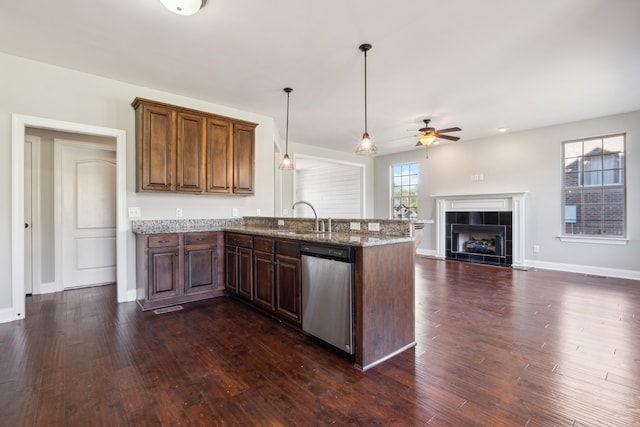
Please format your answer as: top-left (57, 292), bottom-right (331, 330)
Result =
top-left (300, 243), bottom-right (355, 263)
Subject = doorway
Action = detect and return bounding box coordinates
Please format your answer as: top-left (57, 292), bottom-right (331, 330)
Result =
top-left (10, 114), bottom-right (128, 322)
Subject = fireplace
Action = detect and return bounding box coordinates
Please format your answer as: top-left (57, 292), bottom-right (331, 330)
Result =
top-left (446, 212), bottom-right (511, 266)
top-left (435, 193), bottom-right (526, 268)
top-left (451, 224), bottom-right (505, 256)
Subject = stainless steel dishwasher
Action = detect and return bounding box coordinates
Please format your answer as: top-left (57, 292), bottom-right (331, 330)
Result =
top-left (301, 242), bottom-right (355, 355)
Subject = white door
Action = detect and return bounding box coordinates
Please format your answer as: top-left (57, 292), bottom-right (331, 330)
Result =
top-left (58, 142), bottom-right (116, 289)
top-left (24, 142), bottom-right (33, 294)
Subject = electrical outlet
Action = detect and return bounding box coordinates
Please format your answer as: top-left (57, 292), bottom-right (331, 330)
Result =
top-left (256, 208), bottom-right (261, 216)
top-left (533, 245), bottom-right (540, 253)
top-left (368, 222), bottom-right (380, 231)
top-left (350, 222), bottom-right (361, 231)
top-left (175, 208), bottom-right (182, 218)
top-left (128, 207), bottom-right (141, 218)
top-left (479, 173), bottom-right (484, 181)
top-left (232, 208), bottom-right (238, 217)
top-left (277, 219), bottom-right (285, 226)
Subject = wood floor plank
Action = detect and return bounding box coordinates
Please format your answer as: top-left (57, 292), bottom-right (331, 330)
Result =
top-left (1, 258), bottom-right (639, 425)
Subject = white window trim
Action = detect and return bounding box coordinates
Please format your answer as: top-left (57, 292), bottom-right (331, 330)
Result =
top-left (557, 235), bottom-right (628, 245)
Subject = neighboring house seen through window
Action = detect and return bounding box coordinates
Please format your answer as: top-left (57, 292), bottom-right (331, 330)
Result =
top-left (391, 163), bottom-right (418, 218)
top-left (563, 134), bottom-right (625, 237)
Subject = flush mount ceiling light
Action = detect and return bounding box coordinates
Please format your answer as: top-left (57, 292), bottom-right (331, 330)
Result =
top-left (159, 0), bottom-right (205, 16)
top-left (278, 88), bottom-right (294, 170)
top-left (355, 43), bottom-right (377, 156)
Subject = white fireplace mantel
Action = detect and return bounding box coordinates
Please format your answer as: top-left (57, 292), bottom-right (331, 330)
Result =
top-left (434, 192), bottom-right (527, 268)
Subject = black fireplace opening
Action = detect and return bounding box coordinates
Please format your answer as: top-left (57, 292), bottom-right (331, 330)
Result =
top-left (446, 211), bottom-right (512, 267)
top-left (451, 224), bottom-right (506, 257)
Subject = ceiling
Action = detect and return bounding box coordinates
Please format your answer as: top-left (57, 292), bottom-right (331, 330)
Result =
top-left (1, 0), bottom-right (639, 155)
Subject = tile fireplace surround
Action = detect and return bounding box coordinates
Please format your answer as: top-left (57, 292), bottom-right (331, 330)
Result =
top-left (435, 192), bottom-right (527, 269)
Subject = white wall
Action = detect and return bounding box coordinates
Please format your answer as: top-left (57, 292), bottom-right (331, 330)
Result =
top-left (281, 141), bottom-right (374, 217)
top-left (0, 52), bottom-right (278, 312)
top-left (374, 110), bottom-right (640, 277)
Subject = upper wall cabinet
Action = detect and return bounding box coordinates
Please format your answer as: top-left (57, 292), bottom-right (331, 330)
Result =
top-left (132, 98), bottom-right (257, 196)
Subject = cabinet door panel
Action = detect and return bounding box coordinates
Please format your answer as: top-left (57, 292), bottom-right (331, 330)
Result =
top-left (233, 123), bottom-right (255, 194)
top-left (253, 251), bottom-right (275, 311)
top-left (238, 247), bottom-right (253, 300)
top-left (225, 245), bottom-right (238, 293)
top-left (139, 105), bottom-right (175, 191)
top-left (275, 255), bottom-right (301, 325)
top-left (148, 247), bottom-right (180, 300)
top-left (184, 247), bottom-right (217, 294)
top-left (176, 112), bottom-right (205, 193)
top-left (206, 118), bottom-right (232, 194)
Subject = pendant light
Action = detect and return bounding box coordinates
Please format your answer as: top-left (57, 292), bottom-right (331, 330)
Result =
top-left (159, 0), bottom-right (205, 16)
top-left (279, 87), bottom-right (294, 170)
top-left (355, 43), bottom-right (377, 156)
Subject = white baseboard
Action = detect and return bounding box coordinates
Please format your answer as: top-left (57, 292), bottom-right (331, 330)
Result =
top-left (0, 307), bottom-right (23, 324)
top-left (525, 259), bottom-right (640, 281)
top-left (34, 281), bottom-right (58, 295)
top-left (125, 289), bottom-right (137, 302)
top-left (416, 248), bottom-right (441, 258)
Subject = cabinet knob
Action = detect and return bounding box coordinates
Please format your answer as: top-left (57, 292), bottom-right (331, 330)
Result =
top-left (195, 237), bottom-right (206, 241)
top-left (175, 252), bottom-right (179, 257)
top-left (185, 250), bottom-right (190, 255)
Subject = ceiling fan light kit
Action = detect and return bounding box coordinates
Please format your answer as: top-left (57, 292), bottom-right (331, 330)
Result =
top-left (159, 0), bottom-right (205, 16)
top-left (279, 88), bottom-right (295, 170)
top-left (355, 43), bottom-right (377, 156)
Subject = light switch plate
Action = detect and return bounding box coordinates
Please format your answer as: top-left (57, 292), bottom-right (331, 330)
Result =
top-left (176, 208), bottom-right (183, 218)
top-left (232, 208), bottom-right (238, 217)
top-left (128, 207), bottom-right (141, 218)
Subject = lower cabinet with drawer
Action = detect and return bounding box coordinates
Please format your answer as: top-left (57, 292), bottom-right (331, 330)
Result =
top-left (226, 232), bottom-right (302, 327)
top-left (136, 231), bottom-right (225, 310)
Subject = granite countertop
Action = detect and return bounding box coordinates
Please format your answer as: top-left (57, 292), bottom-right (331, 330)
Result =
top-left (131, 220), bottom-right (413, 247)
top-left (224, 226), bottom-right (413, 247)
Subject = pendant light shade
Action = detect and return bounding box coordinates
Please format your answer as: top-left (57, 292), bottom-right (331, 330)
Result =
top-left (279, 88), bottom-right (294, 170)
top-left (355, 43), bottom-right (377, 156)
top-left (159, 0), bottom-right (205, 16)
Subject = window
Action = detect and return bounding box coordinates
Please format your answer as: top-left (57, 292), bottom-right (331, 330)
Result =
top-left (391, 163), bottom-right (419, 218)
top-left (563, 134), bottom-right (625, 237)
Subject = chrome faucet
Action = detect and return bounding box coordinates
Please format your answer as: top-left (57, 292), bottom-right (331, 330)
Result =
top-left (291, 200), bottom-right (321, 232)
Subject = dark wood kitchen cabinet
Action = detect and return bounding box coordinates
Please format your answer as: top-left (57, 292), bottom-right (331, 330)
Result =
top-left (232, 123), bottom-right (255, 195)
top-left (176, 111), bottom-right (206, 193)
top-left (225, 232), bottom-right (253, 299)
top-left (132, 97), bottom-right (257, 195)
top-left (136, 231), bottom-right (224, 310)
top-left (252, 237), bottom-right (275, 311)
top-left (274, 239), bottom-right (302, 326)
top-left (227, 234), bottom-right (301, 326)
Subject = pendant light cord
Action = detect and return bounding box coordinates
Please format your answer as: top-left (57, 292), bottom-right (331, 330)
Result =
top-left (363, 48), bottom-right (368, 134)
top-left (286, 91), bottom-right (290, 152)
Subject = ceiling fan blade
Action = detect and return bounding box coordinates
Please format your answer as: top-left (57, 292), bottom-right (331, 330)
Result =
top-left (437, 127), bottom-right (461, 133)
top-left (437, 134), bottom-right (460, 141)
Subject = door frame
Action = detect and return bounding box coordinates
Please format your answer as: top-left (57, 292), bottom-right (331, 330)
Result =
top-left (24, 136), bottom-right (42, 295)
top-left (11, 114), bottom-right (129, 321)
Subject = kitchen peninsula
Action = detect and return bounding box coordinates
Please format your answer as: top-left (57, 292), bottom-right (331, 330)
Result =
top-left (132, 217), bottom-right (416, 371)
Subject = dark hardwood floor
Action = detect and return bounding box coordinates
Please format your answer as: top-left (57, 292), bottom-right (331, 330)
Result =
top-left (1, 258), bottom-right (639, 426)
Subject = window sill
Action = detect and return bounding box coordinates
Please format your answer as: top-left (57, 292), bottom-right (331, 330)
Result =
top-left (557, 235), bottom-right (628, 245)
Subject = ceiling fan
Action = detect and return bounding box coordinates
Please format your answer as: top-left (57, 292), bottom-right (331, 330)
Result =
top-left (414, 119), bottom-right (461, 147)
